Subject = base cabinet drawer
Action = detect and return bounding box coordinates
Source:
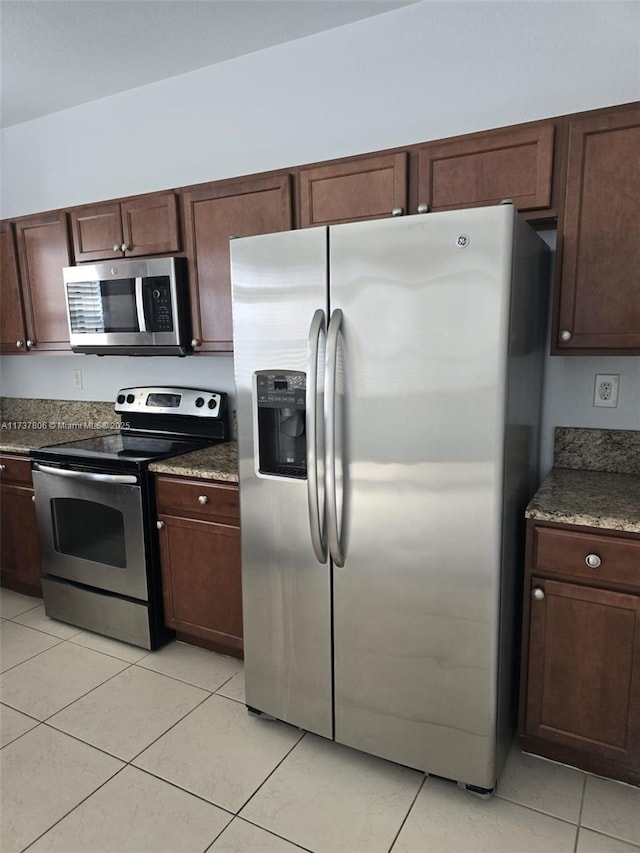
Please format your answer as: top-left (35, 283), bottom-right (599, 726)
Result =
top-left (155, 475), bottom-right (242, 657)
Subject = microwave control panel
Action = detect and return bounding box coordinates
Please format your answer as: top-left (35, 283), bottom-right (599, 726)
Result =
top-left (145, 278), bottom-right (174, 332)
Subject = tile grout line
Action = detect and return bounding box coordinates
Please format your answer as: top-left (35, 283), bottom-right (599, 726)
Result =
top-left (213, 816), bottom-right (316, 853)
top-left (234, 728), bottom-right (308, 817)
top-left (0, 633), bottom-right (67, 675)
top-left (128, 688), bottom-right (214, 764)
top-left (387, 774), bottom-right (428, 852)
top-left (41, 660), bottom-right (137, 724)
top-left (573, 774), bottom-right (588, 853)
top-left (19, 763), bottom-right (130, 853)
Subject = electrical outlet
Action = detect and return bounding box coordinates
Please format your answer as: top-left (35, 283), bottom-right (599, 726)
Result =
top-left (593, 373), bottom-right (619, 408)
top-left (73, 369), bottom-right (83, 390)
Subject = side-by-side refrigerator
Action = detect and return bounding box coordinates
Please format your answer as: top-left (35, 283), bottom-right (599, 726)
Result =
top-left (230, 205), bottom-right (549, 793)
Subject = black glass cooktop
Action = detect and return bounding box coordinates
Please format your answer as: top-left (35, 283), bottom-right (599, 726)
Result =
top-left (32, 432), bottom-right (215, 467)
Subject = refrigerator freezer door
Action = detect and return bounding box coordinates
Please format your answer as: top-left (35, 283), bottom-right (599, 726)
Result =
top-left (231, 227), bottom-right (333, 738)
top-left (329, 206), bottom-right (516, 788)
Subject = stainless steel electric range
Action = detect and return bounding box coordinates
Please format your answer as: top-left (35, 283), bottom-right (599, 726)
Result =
top-left (31, 386), bottom-right (229, 649)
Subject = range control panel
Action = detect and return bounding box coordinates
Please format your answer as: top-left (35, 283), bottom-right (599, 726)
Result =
top-left (115, 386), bottom-right (224, 418)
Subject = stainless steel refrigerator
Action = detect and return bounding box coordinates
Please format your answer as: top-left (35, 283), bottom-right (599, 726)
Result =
top-left (230, 204), bottom-right (549, 793)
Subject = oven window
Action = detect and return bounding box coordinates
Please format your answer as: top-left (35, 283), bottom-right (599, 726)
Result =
top-left (51, 499), bottom-right (126, 568)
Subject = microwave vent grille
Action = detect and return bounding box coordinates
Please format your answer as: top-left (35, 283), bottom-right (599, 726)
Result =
top-left (67, 281), bottom-right (105, 333)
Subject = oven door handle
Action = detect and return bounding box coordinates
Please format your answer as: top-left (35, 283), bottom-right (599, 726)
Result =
top-left (33, 463), bottom-right (138, 485)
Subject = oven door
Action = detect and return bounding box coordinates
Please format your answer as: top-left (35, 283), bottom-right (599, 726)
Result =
top-left (32, 464), bottom-right (148, 601)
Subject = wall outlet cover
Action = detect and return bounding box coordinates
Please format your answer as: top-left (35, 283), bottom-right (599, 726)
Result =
top-left (593, 373), bottom-right (619, 408)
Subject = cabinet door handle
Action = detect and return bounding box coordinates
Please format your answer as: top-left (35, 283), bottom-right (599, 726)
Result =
top-left (585, 553), bottom-right (602, 569)
top-left (32, 494), bottom-right (36, 502)
top-left (0, 464), bottom-right (6, 472)
top-left (26, 339), bottom-right (35, 349)
top-left (156, 520), bottom-right (165, 529)
top-left (417, 202), bottom-right (429, 214)
top-left (531, 587), bottom-right (545, 601)
top-left (191, 338), bottom-right (201, 348)
top-left (16, 340), bottom-right (24, 349)
top-left (391, 207), bottom-right (404, 217)
top-left (121, 243), bottom-right (130, 252)
top-left (198, 495), bottom-right (209, 505)
top-left (113, 244), bottom-right (121, 252)
top-left (560, 330), bottom-right (572, 342)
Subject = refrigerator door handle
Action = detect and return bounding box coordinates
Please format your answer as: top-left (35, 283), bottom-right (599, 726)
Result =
top-left (307, 308), bottom-right (328, 564)
top-left (325, 307), bottom-right (345, 567)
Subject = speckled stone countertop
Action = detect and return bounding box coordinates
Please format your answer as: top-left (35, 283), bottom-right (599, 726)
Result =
top-left (0, 397), bottom-right (120, 456)
top-left (149, 442), bottom-right (238, 484)
top-left (526, 427), bottom-right (640, 533)
top-left (526, 468), bottom-right (640, 533)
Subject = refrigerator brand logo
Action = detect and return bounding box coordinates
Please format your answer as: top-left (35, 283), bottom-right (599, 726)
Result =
top-left (456, 234), bottom-right (470, 248)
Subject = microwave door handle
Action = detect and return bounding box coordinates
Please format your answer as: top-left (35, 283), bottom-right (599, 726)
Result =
top-left (33, 463), bottom-right (138, 485)
top-left (135, 277), bottom-right (147, 332)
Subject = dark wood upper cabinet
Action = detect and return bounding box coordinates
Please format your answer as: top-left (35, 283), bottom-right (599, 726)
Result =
top-left (70, 192), bottom-right (180, 262)
top-left (298, 153), bottom-right (408, 227)
top-left (554, 105), bottom-right (640, 354)
top-left (0, 222), bottom-right (29, 354)
top-left (182, 174), bottom-right (292, 353)
top-left (14, 211), bottom-right (72, 351)
top-left (417, 122), bottom-right (555, 216)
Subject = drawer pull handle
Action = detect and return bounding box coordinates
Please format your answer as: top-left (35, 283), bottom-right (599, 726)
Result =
top-left (531, 587), bottom-right (545, 601)
top-left (198, 495), bottom-right (209, 505)
top-left (156, 520), bottom-right (165, 530)
top-left (585, 553), bottom-right (602, 569)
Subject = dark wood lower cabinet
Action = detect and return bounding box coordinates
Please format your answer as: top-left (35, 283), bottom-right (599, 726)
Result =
top-left (155, 475), bottom-right (243, 657)
top-left (520, 521), bottom-right (640, 785)
top-left (0, 455), bottom-right (42, 597)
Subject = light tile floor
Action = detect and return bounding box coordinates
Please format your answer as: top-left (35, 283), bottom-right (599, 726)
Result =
top-left (1, 588), bottom-right (639, 853)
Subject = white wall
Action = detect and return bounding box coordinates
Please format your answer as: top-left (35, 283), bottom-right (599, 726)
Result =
top-left (1, 0), bottom-right (639, 474)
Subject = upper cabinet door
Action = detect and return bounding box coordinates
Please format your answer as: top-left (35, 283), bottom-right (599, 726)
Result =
top-left (298, 153), bottom-right (408, 227)
top-left (70, 193), bottom-right (180, 262)
top-left (554, 105), bottom-right (640, 354)
top-left (121, 192), bottom-right (180, 257)
top-left (70, 202), bottom-right (123, 262)
top-left (182, 174), bottom-right (292, 353)
top-left (0, 222), bottom-right (29, 354)
top-left (14, 211), bottom-right (72, 351)
top-left (417, 123), bottom-right (555, 217)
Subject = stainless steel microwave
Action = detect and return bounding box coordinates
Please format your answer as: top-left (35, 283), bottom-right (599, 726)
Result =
top-left (63, 257), bottom-right (192, 355)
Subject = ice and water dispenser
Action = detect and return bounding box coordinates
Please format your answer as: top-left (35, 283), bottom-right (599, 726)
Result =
top-left (256, 372), bottom-right (307, 479)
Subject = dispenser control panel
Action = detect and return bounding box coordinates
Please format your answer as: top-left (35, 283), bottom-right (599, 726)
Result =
top-left (256, 374), bottom-right (305, 409)
top-left (255, 371), bottom-right (306, 480)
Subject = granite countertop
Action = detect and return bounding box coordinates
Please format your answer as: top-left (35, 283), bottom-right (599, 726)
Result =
top-left (149, 441), bottom-right (238, 484)
top-left (526, 468), bottom-right (640, 533)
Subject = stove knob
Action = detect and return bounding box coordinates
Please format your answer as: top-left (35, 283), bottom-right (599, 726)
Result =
top-left (117, 394), bottom-right (125, 404)
top-left (195, 397), bottom-right (205, 408)
top-left (207, 399), bottom-right (217, 410)
top-left (126, 394), bottom-right (135, 404)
